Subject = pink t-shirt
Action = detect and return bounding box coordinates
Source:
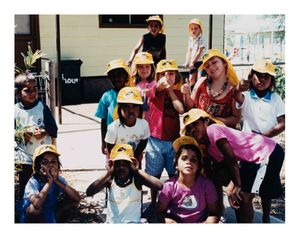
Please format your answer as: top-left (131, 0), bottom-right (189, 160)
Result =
top-left (158, 175), bottom-right (218, 223)
top-left (207, 124), bottom-right (276, 163)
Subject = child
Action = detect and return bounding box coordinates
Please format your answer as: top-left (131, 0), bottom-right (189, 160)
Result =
top-left (182, 108), bottom-right (285, 223)
top-left (234, 59), bottom-right (285, 223)
top-left (95, 59), bottom-right (132, 155)
top-left (183, 18), bottom-right (207, 90)
top-left (145, 59), bottom-right (185, 215)
top-left (127, 15), bottom-right (166, 66)
top-left (105, 87), bottom-right (150, 164)
top-left (156, 136), bottom-right (219, 223)
top-left (86, 143), bottom-right (163, 223)
top-left (131, 52), bottom-right (156, 122)
top-left (15, 72), bottom-right (58, 202)
top-left (19, 144), bottom-right (81, 223)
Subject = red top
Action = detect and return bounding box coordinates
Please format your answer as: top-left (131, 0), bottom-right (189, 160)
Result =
top-left (194, 79), bottom-right (235, 118)
top-left (148, 86), bottom-right (183, 141)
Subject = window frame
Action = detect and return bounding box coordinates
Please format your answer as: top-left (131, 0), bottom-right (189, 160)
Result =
top-left (99, 15), bottom-right (163, 28)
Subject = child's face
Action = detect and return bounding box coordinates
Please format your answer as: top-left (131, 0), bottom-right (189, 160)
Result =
top-left (109, 69), bottom-right (128, 91)
top-left (185, 119), bottom-right (207, 144)
top-left (114, 160), bottom-right (131, 179)
top-left (203, 56), bottom-right (227, 79)
top-left (177, 148), bottom-right (199, 175)
top-left (120, 103), bottom-right (140, 126)
top-left (189, 23), bottom-right (201, 38)
top-left (39, 152), bottom-right (59, 176)
top-left (137, 64), bottom-right (152, 80)
top-left (20, 80), bottom-right (38, 106)
top-left (251, 72), bottom-right (272, 91)
top-left (147, 21), bottom-right (161, 36)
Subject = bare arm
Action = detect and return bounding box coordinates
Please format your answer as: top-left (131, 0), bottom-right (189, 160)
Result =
top-left (86, 160), bottom-right (113, 196)
top-left (134, 138), bottom-right (148, 159)
top-left (166, 87), bottom-right (185, 114)
top-left (28, 180), bottom-right (53, 211)
top-left (54, 178), bottom-right (81, 203)
top-left (189, 46), bottom-right (205, 67)
top-left (100, 119), bottom-right (107, 154)
top-left (127, 36), bottom-right (144, 66)
top-left (263, 115), bottom-right (285, 138)
top-left (215, 99), bottom-right (241, 127)
top-left (203, 202), bottom-right (220, 223)
top-left (155, 201), bottom-right (169, 223)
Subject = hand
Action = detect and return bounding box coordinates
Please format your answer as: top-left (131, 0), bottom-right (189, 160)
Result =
top-left (130, 157), bottom-right (139, 171)
top-left (33, 128), bottom-right (46, 140)
top-left (105, 160), bottom-right (114, 175)
top-left (40, 165), bottom-right (55, 183)
top-left (227, 184), bottom-right (243, 209)
top-left (238, 79), bottom-right (250, 92)
top-left (181, 80), bottom-right (191, 95)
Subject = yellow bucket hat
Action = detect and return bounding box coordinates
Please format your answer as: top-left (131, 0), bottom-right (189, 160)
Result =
top-left (156, 59), bottom-right (178, 73)
top-left (105, 59), bottom-right (131, 76)
top-left (133, 52), bottom-right (154, 65)
top-left (181, 108), bottom-right (225, 134)
top-left (252, 59), bottom-right (276, 76)
top-left (146, 15), bottom-right (164, 33)
top-left (200, 48), bottom-right (239, 86)
top-left (117, 87), bottom-right (143, 105)
top-left (32, 144), bottom-right (60, 172)
top-left (188, 18), bottom-right (203, 33)
top-left (173, 135), bottom-right (200, 152)
top-left (110, 143), bottom-right (134, 163)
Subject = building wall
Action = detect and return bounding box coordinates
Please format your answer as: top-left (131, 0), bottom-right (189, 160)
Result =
top-left (39, 14), bottom-right (225, 77)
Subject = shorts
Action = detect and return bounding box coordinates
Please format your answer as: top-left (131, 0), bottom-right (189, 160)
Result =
top-left (189, 61), bottom-right (202, 74)
top-left (240, 144), bottom-right (284, 199)
top-left (145, 136), bottom-right (175, 178)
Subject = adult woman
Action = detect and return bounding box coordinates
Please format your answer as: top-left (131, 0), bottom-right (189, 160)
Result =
top-left (182, 48), bottom-right (241, 128)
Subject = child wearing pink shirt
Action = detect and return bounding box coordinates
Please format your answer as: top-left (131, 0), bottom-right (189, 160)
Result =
top-left (182, 108), bottom-right (285, 223)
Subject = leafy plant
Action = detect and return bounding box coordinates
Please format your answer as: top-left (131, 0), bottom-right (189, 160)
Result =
top-left (274, 65), bottom-right (285, 101)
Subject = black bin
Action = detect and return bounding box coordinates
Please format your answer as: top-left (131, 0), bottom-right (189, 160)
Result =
top-left (60, 60), bottom-right (82, 105)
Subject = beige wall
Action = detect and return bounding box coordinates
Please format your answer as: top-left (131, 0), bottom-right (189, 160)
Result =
top-left (39, 15), bottom-right (224, 77)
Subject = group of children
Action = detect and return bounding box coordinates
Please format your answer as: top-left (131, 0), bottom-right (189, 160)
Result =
top-left (15, 15), bottom-right (285, 224)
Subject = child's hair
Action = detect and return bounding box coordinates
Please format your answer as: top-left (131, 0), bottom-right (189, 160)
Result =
top-left (33, 153), bottom-right (62, 177)
top-left (117, 103), bottom-right (143, 127)
top-left (174, 144), bottom-right (203, 175)
top-left (248, 69), bottom-right (276, 91)
top-left (15, 72), bottom-right (36, 91)
top-left (133, 64), bottom-right (156, 85)
top-left (108, 68), bottom-right (129, 82)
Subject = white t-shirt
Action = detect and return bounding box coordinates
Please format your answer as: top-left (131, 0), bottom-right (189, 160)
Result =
top-left (105, 118), bottom-right (150, 149)
top-left (236, 90), bottom-right (285, 134)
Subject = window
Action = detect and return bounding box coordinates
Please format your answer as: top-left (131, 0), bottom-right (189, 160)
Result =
top-left (99, 15), bottom-right (163, 28)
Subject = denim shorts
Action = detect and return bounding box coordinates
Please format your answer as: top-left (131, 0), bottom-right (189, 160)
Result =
top-left (145, 136), bottom-right (176, 178)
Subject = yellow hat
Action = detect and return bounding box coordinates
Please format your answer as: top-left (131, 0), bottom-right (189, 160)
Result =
top-left (181, 108), bottom-right (225, 134)
top-left (156, 59), bottom-right (178, 73)
top-left (200, 49), bottom-right (239, 86)
top-left (133, 52), bottom-right (154, 65)
top-left (252, 59), bottom-right (276, 76)
top-left (173, 135), bottom-right (200, 152)
top-left (146, 15), bottom-right (163, 26)
top-left (188, 18), bottom-right (203, 33)
top-left (32, 144), bottom-right (60, 172)
top-left (110, 144), bottom-right (134, 163)
top-left (105, 58), bottom-right (131, 76)
top-left (117, 87), bottom-right (143, 104)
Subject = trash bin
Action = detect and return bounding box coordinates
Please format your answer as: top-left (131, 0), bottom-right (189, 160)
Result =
top-left (60, 59), bottom-right (82, 105)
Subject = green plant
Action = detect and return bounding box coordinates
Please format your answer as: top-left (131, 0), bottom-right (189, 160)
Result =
top-left (274, 65), bottom-right (285, 101)
top-left (15, 43), bottom-right (46, 73)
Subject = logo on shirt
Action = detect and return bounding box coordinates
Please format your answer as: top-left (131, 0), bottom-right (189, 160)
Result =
top-left (181, 195), bottom-right (198, 209)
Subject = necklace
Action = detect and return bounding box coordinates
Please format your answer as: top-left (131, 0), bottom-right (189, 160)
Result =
top-left (115, 177), bottom-right (132, 187)
top-left (206, 78), bottom-right (228, 98)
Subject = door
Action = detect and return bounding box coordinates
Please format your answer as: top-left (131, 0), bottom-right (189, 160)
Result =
top-left (15, 15), bottom-right (41, 73)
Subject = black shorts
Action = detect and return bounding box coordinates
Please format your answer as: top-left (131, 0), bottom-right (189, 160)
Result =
top-left (240, 144), bottom-right (284, 199)
top-left (189, 61), bottom-right (202, 74)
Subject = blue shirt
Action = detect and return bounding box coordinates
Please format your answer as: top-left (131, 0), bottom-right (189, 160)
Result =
top-left (95, 89), bottom-right (118, 126)
top-left (20, 175), bottom-right (67, 223)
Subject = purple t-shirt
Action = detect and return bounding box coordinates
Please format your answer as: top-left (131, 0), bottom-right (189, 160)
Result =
top-left (207, 124), bottom-right (276, 163)
top-left (158, 175), bottom-right (218, 223)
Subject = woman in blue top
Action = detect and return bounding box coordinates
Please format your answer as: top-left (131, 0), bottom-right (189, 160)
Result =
top-left (20, 144), bottom-right (81, 223)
